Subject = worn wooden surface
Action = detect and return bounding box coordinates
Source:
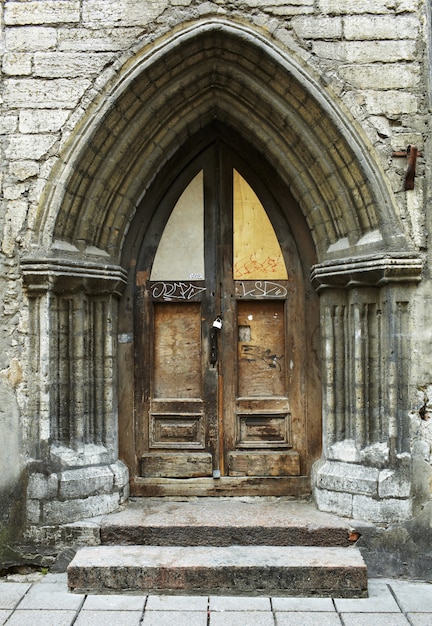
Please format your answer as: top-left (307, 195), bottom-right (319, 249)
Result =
top-left (141, 453), bottom-right (212, 478)
top-left (228, 451), bottom-right (300, 476)
top-left (153, 302), bottom-right (201, 399)
top-left (131, 475), bottom-right (311, 497)
top-left (126, 141), bottom-right (321, 495)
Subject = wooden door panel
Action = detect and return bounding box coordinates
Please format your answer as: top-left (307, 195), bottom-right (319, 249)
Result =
top-left (228, 451), bottom-right (300, 476)
top-left (232, 301), bottom-right (293, 476)
top-left (141, 452), bottom-right (212, 478)
top-left (153, 302), bottom-right (201, 398)
top-left (150, 409), bottom-right (205, 448)
top-left (142, 300), bottom-right (207, 478)
top-left (237, 301), bottom-right (285, 397)
top-left (237, 414), bottom-right (289, 448)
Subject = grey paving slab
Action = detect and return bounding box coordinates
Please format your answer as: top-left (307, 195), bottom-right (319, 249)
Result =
top-left (6, 609), bottom-right (77, 625)
top-left (146, 595), bottom-right (208, 610)
top-left (142, 611), bottom-right (208, 626)
top-left (408, 613), bottom-right (432, 625)
top-left (274, 612), bottom-right (341, 625)
top-left (75, 610), bottom-right (143, 625)
top-left (272, 597), bottom-right (335, 611)
top-left (82, 594), bottom-right (146, 611)
top-left (210, 611), bottom-right (275, 626)
top-left (389, 581), bottom-right (432, 612)
top-left (17, 583), bottom-right (84, 610)
top-left (340, 613), bottom-right (410, 626)
top-left (209, 595), bottom-right (271, 611)
top-left (334, 579), bottom-right (400, 612)
top-left (0, 609), bottom-right (12, 624)
top-left (0, 582), bottom-right (31, 609)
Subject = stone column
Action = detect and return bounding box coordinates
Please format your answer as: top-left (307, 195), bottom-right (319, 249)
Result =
top-left (22, 256), bottom-right (130, 525)
top-left (311, 253), bottom-right (422, 523)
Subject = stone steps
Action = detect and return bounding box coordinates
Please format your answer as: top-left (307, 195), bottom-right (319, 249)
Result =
top-left (67, 498), bottom-right (368, 597)
top-left (99, 497), bottom-right (357, 547)
top-left (67, 544), bottom-right (368, 597)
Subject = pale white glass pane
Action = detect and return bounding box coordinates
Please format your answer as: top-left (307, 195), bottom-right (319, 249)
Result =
top-left (151, 171), bottom-right (204, 281)
top-left (233, 170), bottom-right (288, 280)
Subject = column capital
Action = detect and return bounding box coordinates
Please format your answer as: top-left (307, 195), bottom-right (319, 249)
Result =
top-left (21, 255), bottom-right (128, 296)
top-left (311, 253), bottom-right (423, 291)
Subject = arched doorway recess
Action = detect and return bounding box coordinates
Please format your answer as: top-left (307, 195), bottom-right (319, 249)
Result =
top-left (120, 125), bottom-right (320, 496)
top-left (21, 20), bottom-right (422, 521)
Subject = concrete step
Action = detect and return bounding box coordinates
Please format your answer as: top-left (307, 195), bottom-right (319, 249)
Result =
top-left (100, 497), bottom-right (357, 547)
top-left (67, 544), bottom-right (367, 597)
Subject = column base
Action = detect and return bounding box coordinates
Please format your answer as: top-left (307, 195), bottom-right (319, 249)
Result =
top-left (26, 459), bottom-right (129, 525)
top-left (313, 459), bottom-right (412, 523)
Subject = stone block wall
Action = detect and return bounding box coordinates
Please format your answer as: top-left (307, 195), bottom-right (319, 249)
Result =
top-left (0, 0), bottom-right (431, 573)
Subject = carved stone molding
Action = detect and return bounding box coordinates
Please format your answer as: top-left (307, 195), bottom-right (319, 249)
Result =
top-left (311, 253), bottom-right (423, 291)
top-left (21, 256), bottom-right (128, 296)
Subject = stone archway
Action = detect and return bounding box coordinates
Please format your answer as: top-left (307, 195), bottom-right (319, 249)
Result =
top-left (22, 19), bottom-right (422, 524)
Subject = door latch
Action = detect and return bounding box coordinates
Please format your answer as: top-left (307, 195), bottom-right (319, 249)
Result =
top-left (210, 317), bottom-right (222, 365)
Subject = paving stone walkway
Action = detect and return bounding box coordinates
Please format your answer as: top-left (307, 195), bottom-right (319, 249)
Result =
top-left (0, 573), bottom-right (431, 625)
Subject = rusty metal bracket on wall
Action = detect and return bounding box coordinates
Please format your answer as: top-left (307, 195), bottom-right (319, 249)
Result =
top-left (392, 145), bottom-right (422, 190)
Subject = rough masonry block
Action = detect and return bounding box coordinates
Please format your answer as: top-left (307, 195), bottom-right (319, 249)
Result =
top-left (316, 461), bottom-right (379, 496)
top-left (4, 134), bottom-right (57, 161)
top-left (318, 0), bottom-right (416, 14)
top-left (313, 41), bottom-right (417, 64)
top-left (338, 64), bottom-right (420, 90)
top-left (2, 53), bottom-right (33, 76)
top-left (5, 1), bottom-right (80, 26)
top-left (0, 114), bottom-right (18, 135)
top-left (343, 15), bottom-right (418, 41)
top-left (292, 16), bottom-right (342, 39)
top-left (58, 28), bottom-right (143, 52)
top-left (27, 499), bottom-right (42, 524)
top-left (364, 91), bottom-right (418, 116)
top-left (5, 27), bottom-right (57, 52)
top-left (378, 469), bottom-right (411, 499)
top-left (19, 110), bottom-right (70, 134)
top-left (59, 466), bottom-right (114, 500)
top-left (82, 0), bottom-right (168, 27)
top-left (42, 493), bottom-right (120, 525)
top-left (9, 160), bottom-right (40, 182)
top-left (3, 78), bottom-right (91, 109)
top-left (27, 472), bottom-right (58, 500)
top-left (34, 52), bottom-right (113, 78)
top-left (314, 487), bottom-right (353, 518)
top-left (352, 495), bottom-right (413, 523)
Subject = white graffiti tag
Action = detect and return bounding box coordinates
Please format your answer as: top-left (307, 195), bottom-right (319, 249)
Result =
top-left (238, 281), bottom-right (287, 298)
top-left (151, 282), bottom-right (206, 301)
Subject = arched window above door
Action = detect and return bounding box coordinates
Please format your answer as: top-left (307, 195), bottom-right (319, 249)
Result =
top-left (151, 171), bottom-right (205, 281)
top-left (150, 167), bottom-right (288, 284)
top-left (233, 170), bottom-right (288, 281)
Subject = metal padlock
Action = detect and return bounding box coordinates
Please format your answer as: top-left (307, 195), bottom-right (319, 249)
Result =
top-left (212, 316), bottom-right (223, 330)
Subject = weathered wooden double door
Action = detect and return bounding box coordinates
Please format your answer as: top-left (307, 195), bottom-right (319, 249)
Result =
top-left (133, 144), bottom-right (317, 495)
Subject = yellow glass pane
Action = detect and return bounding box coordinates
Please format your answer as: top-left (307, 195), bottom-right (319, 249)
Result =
top-left (151, 171), bottom-right (204, 281)
top-left (233, 170), bottom-right (288, 280)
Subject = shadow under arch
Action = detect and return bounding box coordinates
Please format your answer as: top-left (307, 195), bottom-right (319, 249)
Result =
top-left (31, 18), bottom-right (412, 264)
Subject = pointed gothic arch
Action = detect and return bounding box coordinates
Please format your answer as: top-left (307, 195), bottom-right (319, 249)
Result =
top-left (22, 19), bottom-right (422, 523)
